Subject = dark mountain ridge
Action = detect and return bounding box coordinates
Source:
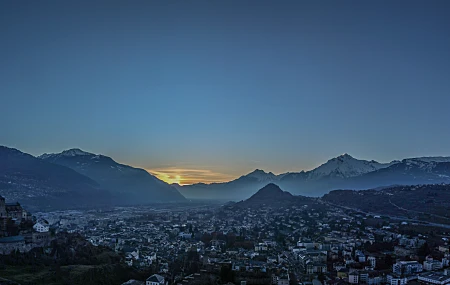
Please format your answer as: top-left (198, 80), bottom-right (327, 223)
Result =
top-left (322, 183), bottom-right (450, 225)
top-left (233, 183), bottom-right (314, 208)
top-left (246, 183), bottom-right (293, 201)
top-left (39, 148), bottom-right (185, 204)
top-left (0, 146), bottom-right (111, 210)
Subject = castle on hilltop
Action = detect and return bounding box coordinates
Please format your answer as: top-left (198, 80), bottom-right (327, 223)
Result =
top-left (0, 196), bottom-right (29, 221)
top-left (0, 195), bottom-right (49, 254)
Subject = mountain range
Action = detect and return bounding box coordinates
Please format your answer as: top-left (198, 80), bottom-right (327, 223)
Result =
top-left (177, 153), bottom-right (450, 200)
top-left (2, 145), bottom-right (450, 209)
top-left (0, 146), bottom-right (185, 210)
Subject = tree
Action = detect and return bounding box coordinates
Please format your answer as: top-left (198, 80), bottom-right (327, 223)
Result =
top-left (417, 242), bottom-right (431, 260)
top-left (220, 265), bottom-right (235, 283)
top-left (384, 254), bottom-right (393, 269)
top-left (318, 273), bottom-right (326, 283)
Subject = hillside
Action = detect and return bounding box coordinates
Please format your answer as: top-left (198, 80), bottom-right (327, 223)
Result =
top-left (39, 149), bottom-right (185, 204)
top-left (322, 184), bottom-right (450, 225)
top-left (0, 233), bottom-right (151, 285)
top-left (232, 183), bottom-right (314, 208)
top-left (0, 146), bottom-right (111, 210)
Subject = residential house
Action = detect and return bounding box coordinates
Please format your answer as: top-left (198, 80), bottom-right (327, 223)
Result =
top-left (146, 274), bottom-right (165, 285)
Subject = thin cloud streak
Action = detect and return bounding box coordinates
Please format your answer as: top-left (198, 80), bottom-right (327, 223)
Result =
top-left (148, 167), bottom-right (236, 185)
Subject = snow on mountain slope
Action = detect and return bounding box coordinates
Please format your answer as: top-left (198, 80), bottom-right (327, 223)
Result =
top-left (401, 157), bottom-right (450, 171)
top-left (0, 146), bottom-right (110, 209)
top-left (40, 149), bottom-right (162, 183)
top-left (39, 148), bottom-right (186, 203)
top-left (404, 156), bottom-right (450, 163)
top-left (307, 153), bottom-right (396, 179)
top-left (178, 153), bottom-right (450, 200)
top-left (39, 148), bottom-right (93, 159)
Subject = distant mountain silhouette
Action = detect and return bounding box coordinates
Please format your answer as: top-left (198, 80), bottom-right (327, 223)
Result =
top-left (3, 145), bottom-right (450, 208)
top-left (176, 169), bottom-right (283, 201)
top-left (0, 146), bottom-right (111, 210)
top-left (39, 148), bottom-right (185, 204)
top-left (179, 154), bottom-right (450, 200)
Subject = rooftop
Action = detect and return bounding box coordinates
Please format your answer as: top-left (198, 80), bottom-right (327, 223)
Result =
top-left (419, 272), bottom-right (450, 282)
top-left (0, 236), bottom-right (25, 243)
top-left (146, 274), bottom-right (164, 283)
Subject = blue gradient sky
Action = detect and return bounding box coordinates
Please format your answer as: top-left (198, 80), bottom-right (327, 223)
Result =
top-left (1, 1), bottom-right (450, 184)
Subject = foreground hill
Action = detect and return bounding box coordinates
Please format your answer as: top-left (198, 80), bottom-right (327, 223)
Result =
top-left (39, 148), bottom-right (185, 204)
top-left (0, 146), bottom-right (111, 210)
top-left (322, 184), bottom-right (450, 225)
top-left (232, 183), bottom-right (316, 208)
top-left (179, 154), bottom-right (450, 200)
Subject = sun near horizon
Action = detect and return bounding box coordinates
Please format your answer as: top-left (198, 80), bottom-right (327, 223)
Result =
top-left (147, 168), bottom-right (237, 186)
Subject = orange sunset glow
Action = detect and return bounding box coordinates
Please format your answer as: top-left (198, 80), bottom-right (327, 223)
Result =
top-left (148, 168), bottom-right (235, 186)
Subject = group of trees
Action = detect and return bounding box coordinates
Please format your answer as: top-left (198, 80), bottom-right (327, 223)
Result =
top-left (0, 232), bottom-right (151, 285)
top-left (364, 241), bottom-right (394, 253)
top-left (219, 265), bottom-right (235, 283)
top-left (417, 242), bottom-right (432, 260)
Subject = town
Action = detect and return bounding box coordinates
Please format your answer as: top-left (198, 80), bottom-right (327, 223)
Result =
top-left (3, 187), bottom-right (450, 285)
top-left (2, 0), bottom-right (449, 284)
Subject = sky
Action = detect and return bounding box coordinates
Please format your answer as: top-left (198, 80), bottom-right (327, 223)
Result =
top-left (1, 1), bottom-right (450, 185)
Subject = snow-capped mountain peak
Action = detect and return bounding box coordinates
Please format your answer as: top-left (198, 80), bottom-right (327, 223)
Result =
top-left (308, 153), bottom-right (395, 179)
top-left (61, 148), bottom-right (93, 157)
top-left (39, 148), bottom-right (94, 159)
top-left (336, 153), bottom-right (353, 160)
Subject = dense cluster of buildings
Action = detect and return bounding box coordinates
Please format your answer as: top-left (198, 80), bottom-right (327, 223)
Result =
top-left (0, 193), bottom-right (444, 285)
top-left (26, 199), bottom-right (450, 285)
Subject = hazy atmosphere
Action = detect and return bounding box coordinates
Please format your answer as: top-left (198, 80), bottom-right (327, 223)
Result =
top-left (3, 2), bottom-right (450, 285)
top-left (2, 1), bottom-right (450, 185)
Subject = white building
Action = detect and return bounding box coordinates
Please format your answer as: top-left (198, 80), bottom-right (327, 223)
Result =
top-left (349, 272), bottom-right (359, 284)
top-left (33, 222), bottom-right (49, 233)
top-left (388, 274), bottom-right (418, 285)
top-left (368, 256), bottom-right (377, 268)
top-left (368, 275), bottom-right (384, 285)
top-left (393, 261), bottom-right (423, 275)
top-left (355, 250), bottom-right (366, 263)
top-left (297, 241), bottom-right (315, 249)
top-left (255, 243), bottom-right (268, 251)
top-left (389, 276), bottom-right (408, 285)
top-left (424, 259), bottom-right (443, 271)
top-left (178, 232), bottom-right (192, 239)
